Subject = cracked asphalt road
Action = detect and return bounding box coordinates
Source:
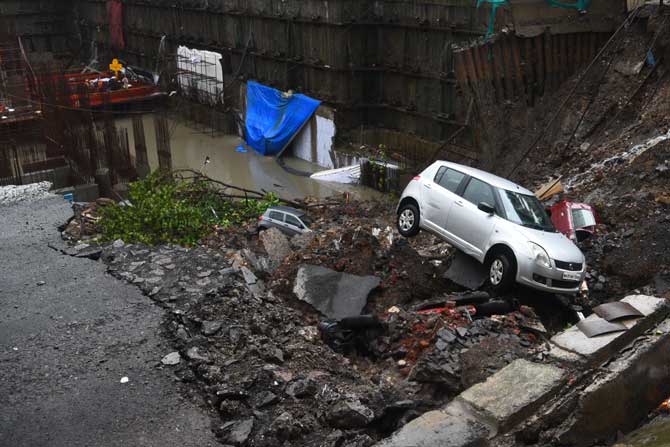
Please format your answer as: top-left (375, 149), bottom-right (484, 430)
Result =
top-left (0, 195), bottom-right (218, 447)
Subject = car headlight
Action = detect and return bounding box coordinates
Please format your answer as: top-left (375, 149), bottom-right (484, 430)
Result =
top-left (529, 242), bottom-right (551, 268)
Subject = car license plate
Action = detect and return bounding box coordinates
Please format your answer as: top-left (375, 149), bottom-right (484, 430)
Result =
top-left (562, 271), bottom-right (581, 281)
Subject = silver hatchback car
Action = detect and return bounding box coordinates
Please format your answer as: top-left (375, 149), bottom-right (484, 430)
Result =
top-left (258, 205), bottom-right (312, 237)
top-left (396, 161), bottom-right (586, 294)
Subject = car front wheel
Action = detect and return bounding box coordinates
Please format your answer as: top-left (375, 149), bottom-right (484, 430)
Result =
top-left (487, 252), bottom-right (515, 292)
top-left (397, 203), bottom-right (420, 237)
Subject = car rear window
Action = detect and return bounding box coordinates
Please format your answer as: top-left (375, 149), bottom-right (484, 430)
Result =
top-left (572, 208), bottom-right (596, 228)
top-left (436, 168), bottom-right (465, 193)
top-left (462, 178), bottom-right (496, 208)
top-left (269, 211), bottom-right (284, 221)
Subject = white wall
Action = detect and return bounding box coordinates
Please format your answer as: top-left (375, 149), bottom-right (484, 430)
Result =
top-left (292, 113), bottom-right (336, 168)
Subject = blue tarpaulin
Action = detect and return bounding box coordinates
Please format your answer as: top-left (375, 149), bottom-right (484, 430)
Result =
top-left (244, 81), bottom-right (321, 156)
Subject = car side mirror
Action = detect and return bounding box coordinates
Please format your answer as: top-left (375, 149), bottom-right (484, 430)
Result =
top-left (478, 202), bottom-right (495, 214)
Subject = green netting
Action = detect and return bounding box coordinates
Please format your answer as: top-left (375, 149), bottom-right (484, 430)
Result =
top-left (544, 0), bottom-right (592, 10)
top-left (476, 0), bottom-right (508, 37)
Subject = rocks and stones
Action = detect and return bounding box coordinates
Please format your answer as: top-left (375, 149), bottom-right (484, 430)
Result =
top-left (219, 399), bottom-right (245, 417)
top-left (260, 227), bottom-right (292, 261)
top-left (293, 265), bottom-right (381, 320)
top-left (291, 232), bottom-right (316, 250)
top-left (186, 346), bottom-right (211, 363)
top-left (286, 378), bottom-right (318, 398)
top-left (216, 418), bottom-right (254, 446)
top-left (270, 412), bottom-right (304, 441)
top-left (0, 182), bottom-right (52, 206)
top-left (202, 320), bottom-right (223, 336)
top-left (112, 239), bottom-right (125, 249)
top-left (161, 351), bottom-right (181, 365)
top-left (254, 391), bottom-right (280, 408)
top-left (327, 400), bottom-right (375, 429)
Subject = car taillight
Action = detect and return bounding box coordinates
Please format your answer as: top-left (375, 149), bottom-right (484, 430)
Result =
top-left (258, 215), bottom-right (264, 221)
top-left (412, 175), bottom-right (421, 181)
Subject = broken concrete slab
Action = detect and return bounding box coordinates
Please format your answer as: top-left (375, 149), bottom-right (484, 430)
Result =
top-left (550, 295), bottom-right (668, 366)
top-left (293, 265), bottom-right (380, 320)
top-left (551, 317), bottom-right (670, 447)
top-left (260, 227), bottom-right (292, 262)
top-left (444, 251), bottom-right (487, 290)
top-left (458, 359), bottom-right (564, 433)
top-left (375, 399), bottom-right (491, 447)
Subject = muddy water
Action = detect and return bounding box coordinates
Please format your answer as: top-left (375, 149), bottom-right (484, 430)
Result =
top-left (116, 115), bottom-right (379, 201)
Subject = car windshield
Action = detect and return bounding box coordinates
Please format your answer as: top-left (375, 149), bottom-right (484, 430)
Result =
top-left (499, 190), bottom-right (556, 232)
top-left (572, 208), bottom-right (596, 228)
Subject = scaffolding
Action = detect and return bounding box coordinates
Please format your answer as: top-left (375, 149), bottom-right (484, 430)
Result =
top-left (173, 46), bottom-right (236, 136)
top-left (0, 37), bottom-right (42, 127)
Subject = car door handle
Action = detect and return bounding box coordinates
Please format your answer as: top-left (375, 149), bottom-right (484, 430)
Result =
top-left (455, 200), bottom-right (464, 207)
top-left (424, 184), bottom-right (432, 189)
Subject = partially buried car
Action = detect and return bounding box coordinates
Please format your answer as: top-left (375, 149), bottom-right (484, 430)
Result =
top-left (549, 200), bottom-right (600, 243)
top-left (258, 205), bottom-right (312, 237)
top-left (396, 161), bottom-right (586, 294)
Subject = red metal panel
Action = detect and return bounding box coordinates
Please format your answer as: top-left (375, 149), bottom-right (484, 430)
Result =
top-left (107, 0), bottom-right (125, 50)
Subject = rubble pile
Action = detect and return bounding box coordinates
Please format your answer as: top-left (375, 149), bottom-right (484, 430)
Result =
top-left (102, 241), bottom-right (406, 446)
top-left (57, 194), bottom-right (553, 446)
top-left (0, 181), bottom-right (52, 206)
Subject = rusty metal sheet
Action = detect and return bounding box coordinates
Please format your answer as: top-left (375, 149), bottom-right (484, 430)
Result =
top-left (577, 318), bottom-right (628, 338)
top-left (593, 302), bottom-right (644, 322)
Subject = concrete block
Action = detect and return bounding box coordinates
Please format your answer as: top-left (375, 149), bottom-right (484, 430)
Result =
top-left (554, 317), bottom-right (670, 446)
top-left (458, 359), bottom-right (565, 433)
top-left (74, 183), bottom-right (100, 203)
top-left (375, 400), bottom-right (491, 447)
top-left (550, 295), bottom-right (668, 366)
top-left (547, 345), bottom-right (584, 364)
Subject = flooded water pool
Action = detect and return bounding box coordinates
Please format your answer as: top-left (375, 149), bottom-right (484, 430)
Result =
top-left (116, 115), bottom-right (379, 201)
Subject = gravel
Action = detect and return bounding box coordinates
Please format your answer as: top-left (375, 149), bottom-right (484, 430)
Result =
top-left (0, 182), bottom-right (53, 206)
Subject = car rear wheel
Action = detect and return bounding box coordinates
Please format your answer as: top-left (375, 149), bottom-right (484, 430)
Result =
top-left (397, 203), bottom-right (420, 237)
top-left (487, 252), bottom-right (515, 292)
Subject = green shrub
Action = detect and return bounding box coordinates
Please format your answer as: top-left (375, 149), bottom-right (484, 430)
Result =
top-left (99, 172), bottom-right (280, 246)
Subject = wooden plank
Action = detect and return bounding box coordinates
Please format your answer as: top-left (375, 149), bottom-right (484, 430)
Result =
top-left (472, 42), bottom-right (486, 83)
top-left (463, 48), bottom-right (479, 88)
top-left (453, 51), bottom-right (470, 89)
top-left (492, 40), bottom-right (508, 101)
top-left (567, 33), bottom-right (576, 77)
top-left (499, 38), bottom-right (515, 99)
top-left (511, 37), bottom-right (525, 101)
top-left (544, 32), bottom-right (554, 92)
top-left (557, 33), bottom-right (566, 84)
top-left (589, 32), bottom-right (598, 62)
top-left (481, 44), bottom-right (503, 103)
top-left (552, 33), bottom-right (561, 90)
top-left (534, 34), bottom-right (545, 96)
top-left (524, 37), bottom-right (536, 105)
